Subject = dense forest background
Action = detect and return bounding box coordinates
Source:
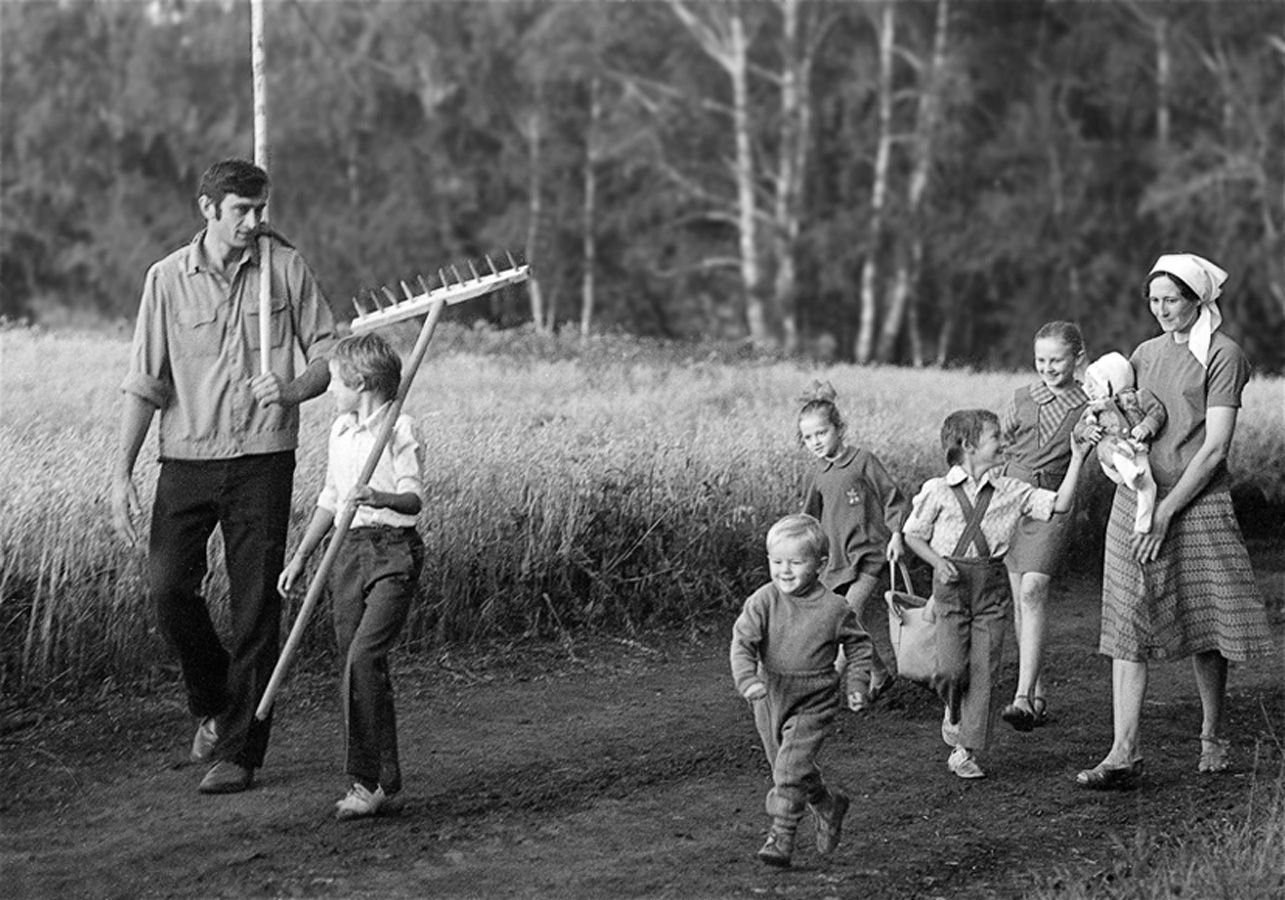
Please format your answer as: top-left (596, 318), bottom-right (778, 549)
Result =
top-left (3, 0), bottom-right (1283, 371)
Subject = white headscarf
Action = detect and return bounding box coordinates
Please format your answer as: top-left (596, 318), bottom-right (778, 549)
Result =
top-left (1148, 253), bottom-right (1228, 367)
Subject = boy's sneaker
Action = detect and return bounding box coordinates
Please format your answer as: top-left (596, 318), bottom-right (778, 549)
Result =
top-left (810, 791), bottom-right (850, 855)
top-left (190, 717), bottom-right (218, 763)
top-left (756, 825), bottom-right (796, 868)
top-left (947, 746), bottom-right (985, 779)
top-left (336, 783), bottom-right (387, 820)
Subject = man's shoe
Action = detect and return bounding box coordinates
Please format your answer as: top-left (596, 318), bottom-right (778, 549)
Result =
top-left (947, 746), bottom-right (985, 779)
top-left (810, 791), bottom-right (850, 855)
top-left (190, 717), bottom-right (218, 763)
top-left (756, 825), bottom-right (795, 868)
top-left (336, 783), bottom-right (387, 820)
top-left (199, 761), bottom-right (254, 794)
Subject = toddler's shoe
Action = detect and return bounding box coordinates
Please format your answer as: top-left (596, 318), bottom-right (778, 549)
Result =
top-left (336, 783), bottom-right (388, 820)
top-left (810, 790), bottom-right (850, 855)
top-left (190, 716), bottom-right (218, 763)
top-left (198, 760), bottom-right (254, 794)
top-left (947, 746), bottom-right (985, 779)
top-left (756, 824), bottom-right (796, 868)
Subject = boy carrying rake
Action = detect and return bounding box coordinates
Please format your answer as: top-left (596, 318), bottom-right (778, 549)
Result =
top-left (278, 332), bottom-right (425, 819)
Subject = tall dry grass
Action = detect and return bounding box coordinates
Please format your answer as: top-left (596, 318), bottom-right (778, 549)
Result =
top-left (1031, 754), bottom-right (1285, 899)
top-left (2, 325), bottom-right (1282, 694)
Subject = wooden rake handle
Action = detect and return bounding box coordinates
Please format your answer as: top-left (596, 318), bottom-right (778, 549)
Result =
top-left (255, 296), bottom-right (448, 720)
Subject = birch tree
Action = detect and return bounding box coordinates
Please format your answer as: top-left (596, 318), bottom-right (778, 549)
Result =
top-left (877, 0), bottom-right (950, 365)
top-left (669, 0), bottom-right (771, 344)
top-left (854, 2), bottom-right (894, 364)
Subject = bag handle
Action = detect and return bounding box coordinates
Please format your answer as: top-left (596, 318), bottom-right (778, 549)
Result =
top-left (890, 560), bottom-right (915, 596)
top-left (885, 560), bottom-right (935, 623)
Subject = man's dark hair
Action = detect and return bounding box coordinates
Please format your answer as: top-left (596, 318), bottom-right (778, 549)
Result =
top-left (197, 159), bottom-right (269, 206)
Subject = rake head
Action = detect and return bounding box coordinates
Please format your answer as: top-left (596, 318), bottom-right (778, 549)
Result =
top-left (350, 253), bottom-right (529, 333)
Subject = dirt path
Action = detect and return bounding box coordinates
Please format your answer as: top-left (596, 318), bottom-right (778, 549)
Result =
top-left (4, 544), bottom-right (1282, 900)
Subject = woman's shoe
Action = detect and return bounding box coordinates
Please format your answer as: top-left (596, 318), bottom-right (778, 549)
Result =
top-left (1198, 735), bottom-right (1230, 774)
top-left (1031, 696), bottom-right (1049, 727)
top-left (1075, 758), bottom-right (1143, 790)
top-left (1001, 696), bottom-right (1036, 732)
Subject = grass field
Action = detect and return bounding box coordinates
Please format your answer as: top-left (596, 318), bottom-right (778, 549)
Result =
top-left (2, 324), bottom-right (1282, 694)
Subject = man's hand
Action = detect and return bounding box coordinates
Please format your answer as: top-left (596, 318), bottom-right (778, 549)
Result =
top-left (250, 372), bottom-right (297, 407)
top-left (111, 471), bottom-right (140, 544)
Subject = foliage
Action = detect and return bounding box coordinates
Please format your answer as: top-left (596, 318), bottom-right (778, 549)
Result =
top-left (1, 1), bottom-right (1282, 370)
top-left (1030, 757), bottom-right (1285, 900)
top-left (1, 325), bottom-right (1281, 695)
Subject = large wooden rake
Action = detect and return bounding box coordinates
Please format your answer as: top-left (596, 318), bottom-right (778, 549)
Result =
top-left (255, 257), bottom-right (529, 720)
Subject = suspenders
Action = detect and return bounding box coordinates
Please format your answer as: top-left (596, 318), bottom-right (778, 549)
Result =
top-left (950, 484), bottom-right (995, 558)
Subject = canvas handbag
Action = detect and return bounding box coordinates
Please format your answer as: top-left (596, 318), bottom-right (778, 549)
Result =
top-left (885, 561), bottom-right (937, 684)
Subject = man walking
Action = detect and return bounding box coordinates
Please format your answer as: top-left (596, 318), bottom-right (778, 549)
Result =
top-left (111, 158), bottom-right (337, 793)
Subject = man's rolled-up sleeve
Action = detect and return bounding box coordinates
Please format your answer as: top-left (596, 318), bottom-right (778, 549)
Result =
top-left (120, 265), bottom-right (172, 409)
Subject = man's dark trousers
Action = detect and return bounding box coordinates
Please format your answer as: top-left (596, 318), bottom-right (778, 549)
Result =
top-left (149, 451), bottom-right (295, 770)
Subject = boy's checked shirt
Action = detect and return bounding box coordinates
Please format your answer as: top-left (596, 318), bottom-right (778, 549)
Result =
top-left (902, 466), bottom-right (1057, 560)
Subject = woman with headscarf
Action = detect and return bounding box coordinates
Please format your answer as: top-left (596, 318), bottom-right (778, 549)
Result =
top-left (1075, 252), bottom-right (1274, 790)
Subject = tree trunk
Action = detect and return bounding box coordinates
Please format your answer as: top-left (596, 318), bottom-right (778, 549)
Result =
top-left (523, 99), bottom-right (548, 333)
top-left (730, 9), bottom-right (770, 345)
top-left (580, 75), bottom-right (601, 339)
top-left (876, 0), bottom-right (947, 364)
top-left (771, 0), bottom-right (808, 355)
top-left (855, 2), bottom-right (894, 364)
top-left (669, 1), bottom-right (772, 345)
top-left (1154, 15), bottom-right (1170, 153)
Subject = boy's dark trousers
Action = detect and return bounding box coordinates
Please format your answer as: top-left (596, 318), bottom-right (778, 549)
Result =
top-left (930, 556), bottom-right (1011, 751)
top-left (330, 526), bottom-right (424, 795)
top-left (149, 452), bottom-right (295, 770)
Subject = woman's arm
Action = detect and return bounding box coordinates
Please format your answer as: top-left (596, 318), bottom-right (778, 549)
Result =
top-left (1132, 405), bottom-right (1237, 563)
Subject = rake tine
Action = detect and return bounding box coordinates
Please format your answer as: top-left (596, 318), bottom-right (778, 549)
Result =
top-left (368, 288), bottom-right (383, 310)
top-left (505, 250), bottom-right (518, 269)
top-left (381, 286), bottom-right (401, 307)
top-left (450, 264), bottom-right (465, 284)
top-left (400, 280), bottom-right (415, 300)
top-left (467, 259), bottom-right (481, 281)
top-left (351, 296), bottom-right (364, 318)
top-left (417, 273), bottom-right (432, 295)
top-left (439, 267), bottom-right (449, 287)
top-left (485, 255), bottom-right (499, 276)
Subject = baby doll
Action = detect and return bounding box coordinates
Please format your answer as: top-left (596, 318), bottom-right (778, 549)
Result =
top-left (1075, 352), bottom-right (1166, 533)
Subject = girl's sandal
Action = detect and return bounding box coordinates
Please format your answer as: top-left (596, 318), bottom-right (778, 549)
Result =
top-left (1001, 696), bottom-right (1036, 732)
top-left (1198, 734), bottom-right (1230, 774)
top-left (1031, 697), bottom-right (1049, 727)
top-left (1075, 758), bottom-right (1144, 790)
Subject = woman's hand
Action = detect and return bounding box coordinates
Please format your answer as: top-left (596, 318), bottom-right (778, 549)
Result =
top-left (1131, 502), bottom-right (1172, 563)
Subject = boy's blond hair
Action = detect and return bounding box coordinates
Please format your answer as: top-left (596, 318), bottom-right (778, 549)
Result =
top-left (765, 513), bottom-right (828, 560)
top-left (331, 333), bottom-right (401, 402)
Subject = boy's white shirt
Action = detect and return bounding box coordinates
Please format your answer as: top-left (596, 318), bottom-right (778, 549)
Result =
top-left (317, 401), bottom-right (424, 528)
